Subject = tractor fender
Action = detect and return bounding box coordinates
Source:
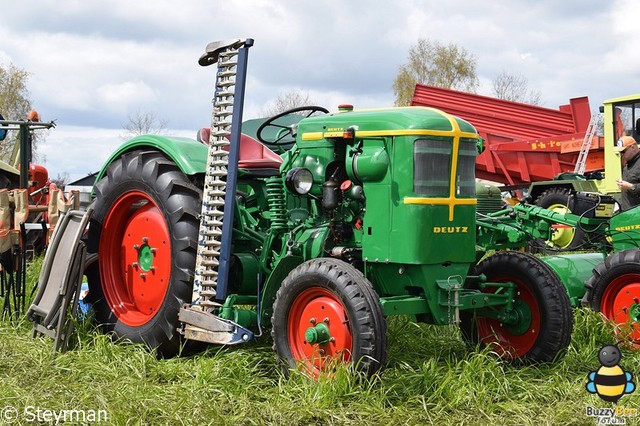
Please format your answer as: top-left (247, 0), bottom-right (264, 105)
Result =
top-left (95, 134), bottom-right (207, 183)
top-left (259, 255), bottom-right (304, 323)
top-left (259, 226), bottom-right (333, 322)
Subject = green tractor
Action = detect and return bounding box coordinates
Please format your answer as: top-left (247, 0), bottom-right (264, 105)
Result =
top-left (85, 39), bottom-right (575, 376)
top-left (476, 192), bottom-right (640, 347)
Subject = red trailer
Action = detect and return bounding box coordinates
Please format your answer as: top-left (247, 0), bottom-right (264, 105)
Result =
top-left (411, 84), bottom-right (604, 186)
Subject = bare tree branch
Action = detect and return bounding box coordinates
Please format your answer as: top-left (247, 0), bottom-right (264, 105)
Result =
top-left (121, 109), bottom-right (169, 139)
top-left (491, 70), bottom-right (543, 105)
top-left (261, 89), bottom-right (316, 117)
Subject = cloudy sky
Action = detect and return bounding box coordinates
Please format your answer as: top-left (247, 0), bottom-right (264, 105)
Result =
top-left (1, 0), bottom-right (639, 182)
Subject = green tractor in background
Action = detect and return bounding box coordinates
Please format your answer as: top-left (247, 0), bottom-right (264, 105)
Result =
top-left (83, 39), bottom-right (635, 377)
top-left (476, 191), bottom-right (640, 347)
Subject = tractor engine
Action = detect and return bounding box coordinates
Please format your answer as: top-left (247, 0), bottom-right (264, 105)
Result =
top-left (273, 106), bottom-right (480, 315)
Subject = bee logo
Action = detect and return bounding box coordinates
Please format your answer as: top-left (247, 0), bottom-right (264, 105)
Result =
top-left (586, 344), bottom-right (635, 403)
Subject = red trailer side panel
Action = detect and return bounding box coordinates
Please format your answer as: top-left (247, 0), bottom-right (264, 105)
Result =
top-left (411, 85), bottom-right (603, 185)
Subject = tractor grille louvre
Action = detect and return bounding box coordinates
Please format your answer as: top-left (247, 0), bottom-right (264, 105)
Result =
top-left (414, 138), bottom-right (451, 196)
top-left (476, 196), bottom-right (503, 215)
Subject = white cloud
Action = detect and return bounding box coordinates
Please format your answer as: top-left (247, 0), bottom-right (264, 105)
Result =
top-left (0, 0), bottom-right (637, 179)
top-left (96, 81), bottom-right (157, 111)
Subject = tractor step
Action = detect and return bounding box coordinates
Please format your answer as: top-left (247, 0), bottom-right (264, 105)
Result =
top-left (178, 306), bottom-right (253, 345)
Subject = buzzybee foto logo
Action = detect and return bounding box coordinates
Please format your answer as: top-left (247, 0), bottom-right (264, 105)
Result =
top-left (585, 344), bottom-right (637, 424)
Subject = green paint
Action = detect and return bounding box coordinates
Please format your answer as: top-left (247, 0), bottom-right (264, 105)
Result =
top-left (305, 323), bottom-right (330, 345)
top-left (542, 253), bottom-right (606, 307)
top-left (609, 205), bottom-right (640, 251)
top-left (138, 245), bottom-right (154, 272)
top-left (95, 134), bottom-right (207, 184)
top-left (503, 299), bottom-right (532, 335)
top-left (630, 304), bottom-right (640, 322)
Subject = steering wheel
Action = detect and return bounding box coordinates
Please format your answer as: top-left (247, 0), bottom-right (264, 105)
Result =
top-left (256, 106), bottom-right (329, 146)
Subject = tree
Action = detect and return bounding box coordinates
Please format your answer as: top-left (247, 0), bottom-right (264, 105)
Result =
top-left (50, 171), bottom-right (69, 189)
top-left (0, 64), bottom-right (34, 159)
top-left (491, 70), bottom-right (542, 105)
top-left (393, 39), bottom-right (479, 106)
top-left (261, 89), bottom-right (316, 117)
top-left (121, 109), bottom-right (169, 139)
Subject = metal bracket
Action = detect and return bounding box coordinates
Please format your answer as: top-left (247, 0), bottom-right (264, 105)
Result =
top-left (198, 38), bottom-right (254, 67)
top-left (178, 306), bottom-right (253, 345)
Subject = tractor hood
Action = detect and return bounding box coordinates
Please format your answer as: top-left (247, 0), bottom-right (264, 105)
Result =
top-left (297, 106), bottom-right (478, 141)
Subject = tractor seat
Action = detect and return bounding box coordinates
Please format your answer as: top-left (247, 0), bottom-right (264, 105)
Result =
top-left (198, 128), bottom-right (282, 171)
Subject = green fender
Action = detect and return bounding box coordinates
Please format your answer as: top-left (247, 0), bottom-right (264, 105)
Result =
top-left (542, 253), bottom-right (606, 307)
top-left (259, 255), bottom-right (304, 323)
top-left (259, 226), bottom-right (332, 322)
top-left (95, 134), bottom-right (207, 182)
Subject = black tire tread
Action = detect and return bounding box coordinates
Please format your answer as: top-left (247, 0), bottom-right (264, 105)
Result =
top-left (583, 248), bottom-right (640, 310)
top-left (460, 251), bottom-right (573, 363)
top-left (271, 258), bottom-right (387, 376)
top-left (87, 149), bottom-right (201, 356)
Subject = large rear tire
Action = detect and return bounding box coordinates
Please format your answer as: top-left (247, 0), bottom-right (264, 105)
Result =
top-left (271, 258), bottom-right (387, 378)
top-left (86, 150), bottom-right (201, 356)
top-left (460, 251), bottom-right (573, 363)
top-left (583, 249), bottom-right (640, 347)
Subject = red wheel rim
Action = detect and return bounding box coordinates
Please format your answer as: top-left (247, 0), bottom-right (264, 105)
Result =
top-left (475, 279), bottom-right (540, 359)
top-left (287, 287), bottom-right (353, 376)
top-left (600, 274), bottom-right (640, 346)
top-left (99, 190), bottom-right (172, 326)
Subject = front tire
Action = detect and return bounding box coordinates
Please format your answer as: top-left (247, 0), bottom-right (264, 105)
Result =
top-left (460, 251), bottom-right (573, 363)
top-left (86, 150), bottom-right (201, 356)
top-left (583, 249), bottom-right (640, 347)
top-left (271, 258), bottom-right (387, 377)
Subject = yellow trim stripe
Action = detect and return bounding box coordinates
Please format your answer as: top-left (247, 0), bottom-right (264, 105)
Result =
top-left (301, 132), bottom-right (324, 141)
top-left (404, 112), bottom-right (476, 221)
top-left (301, 129), bottom-right (477, 141)
top-left (404, 198), bottom-right (477, 206)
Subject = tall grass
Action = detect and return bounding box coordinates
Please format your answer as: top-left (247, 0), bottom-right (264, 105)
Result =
top-left (0, 262), bottom-right (638, 425)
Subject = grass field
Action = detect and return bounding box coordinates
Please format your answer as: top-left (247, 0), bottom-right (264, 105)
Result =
top-left (0, 260), bottom-right (638, 425)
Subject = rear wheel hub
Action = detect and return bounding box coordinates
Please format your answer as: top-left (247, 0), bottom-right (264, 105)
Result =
top-left (136, 241), bottom-right (155, 272)
top-left (502, 299), bottom-right (533, 336)
top-left (100, 191), bottom-right (172, 327)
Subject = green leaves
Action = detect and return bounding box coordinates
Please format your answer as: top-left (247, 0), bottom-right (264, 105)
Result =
top-left (393, 39), bottom-right (479, 106)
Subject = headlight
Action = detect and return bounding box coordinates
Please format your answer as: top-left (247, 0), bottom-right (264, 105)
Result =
top-left (285, 168), bottom-right (313, 195)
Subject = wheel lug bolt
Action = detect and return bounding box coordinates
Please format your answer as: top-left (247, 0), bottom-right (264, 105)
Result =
top-left (133, 244), bottom-right (140, 250)
top-left (329, 337), bottom-right (335, 343)
top-left (150, 248), bottom-right (157, 254)
top-left (142, 237), bottom-right (148, 243)
top-left (323, 317), bottom-right (329, 324)
top-left (132, 262), bottom-right (139, 269)
top-left (309, 318), bottom-right (316, 324)
top-left (319, 349), bottom-right (325, 355)
top-left (140, 273), bottom-right (146, 279)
